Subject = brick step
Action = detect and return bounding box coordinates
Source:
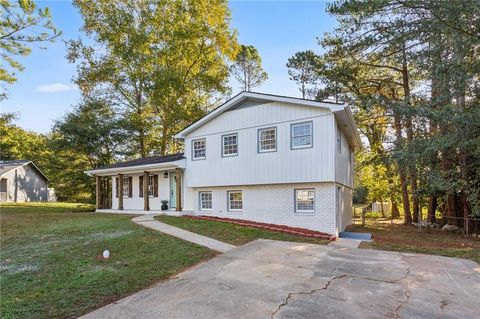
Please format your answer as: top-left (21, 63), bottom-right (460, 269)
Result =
top-left (183, 215), bottom-right (336, 241)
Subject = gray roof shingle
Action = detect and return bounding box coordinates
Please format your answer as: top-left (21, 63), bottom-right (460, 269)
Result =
top-left (94, 153), bottom-right (185, 170)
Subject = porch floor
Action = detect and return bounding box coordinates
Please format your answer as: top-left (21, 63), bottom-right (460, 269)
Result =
top-left (95, 209), bottom-right (194, 217)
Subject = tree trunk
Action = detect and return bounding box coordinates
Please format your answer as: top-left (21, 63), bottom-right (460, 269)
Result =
top-left (136, 88), bottom-right (147, 158)
top-left (427, 195), bottom-right (437, 223)
top-left (380, 196), bottom-right (385, 218)
top-left (401, 43), bottom-right (419, 222)
top-left (393, 110), bottom-right (412, 224)
top-left (443, 194), bottom-right (456, 225)
top-left (391, 201), bottom-right (400, 219)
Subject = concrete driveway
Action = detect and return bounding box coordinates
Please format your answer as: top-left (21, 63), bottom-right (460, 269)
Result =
top-left (81, 239), bottom-right (480, 319)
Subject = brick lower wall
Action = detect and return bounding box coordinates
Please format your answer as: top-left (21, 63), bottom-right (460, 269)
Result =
top-left (191, 183), bottom-right (337, 235)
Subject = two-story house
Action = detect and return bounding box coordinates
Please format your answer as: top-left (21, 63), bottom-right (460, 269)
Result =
top-left (85, 92), bottom-right (361, 236)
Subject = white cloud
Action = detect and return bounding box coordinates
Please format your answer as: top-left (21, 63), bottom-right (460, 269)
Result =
top-left (36, 83), bottom-right (73, 93)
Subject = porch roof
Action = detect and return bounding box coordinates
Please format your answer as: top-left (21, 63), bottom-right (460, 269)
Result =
top-left (85, 153), bottom-right (185, 176)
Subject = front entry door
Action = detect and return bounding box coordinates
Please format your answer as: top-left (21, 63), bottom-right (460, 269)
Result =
top-left (169, 172), bottom-right (176, 209)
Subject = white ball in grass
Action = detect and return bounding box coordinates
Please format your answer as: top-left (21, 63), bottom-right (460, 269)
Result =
top-left (103, 250), bottom-right (110, 259)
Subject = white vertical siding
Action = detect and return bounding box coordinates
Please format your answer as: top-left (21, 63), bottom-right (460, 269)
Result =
top-left (334, 124), bottom-right (354, 188)
top-left (335, 184), bottom-right (352, 233)
top-left (184, 101), bottom-right (335, 187)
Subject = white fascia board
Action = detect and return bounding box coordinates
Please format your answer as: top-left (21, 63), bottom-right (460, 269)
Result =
top-left (333, 106), bottom-right (363, 151)
top-left (84, 159), bottom-right (186, 176)
top-left (174, 91), bottom-right (344, 140)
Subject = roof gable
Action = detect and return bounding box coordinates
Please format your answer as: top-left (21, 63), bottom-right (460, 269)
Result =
top-left (174, 91), bottom-right (362, 150)
top-left (0, 160), bottom-right (49, 181)
top-left (174, 91), bottom-right (344, 139)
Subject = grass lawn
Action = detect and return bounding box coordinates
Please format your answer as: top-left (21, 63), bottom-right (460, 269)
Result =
top-left (346, 219), bottom-right (480, 263)
top-left (156, 215), bottom-right (329, 246)
top-left (0, 203), bottom-right (216, 319)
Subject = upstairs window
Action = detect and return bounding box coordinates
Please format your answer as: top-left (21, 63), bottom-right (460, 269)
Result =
top-left (337, 125), bottom-right (342, 153)
top-left (192, 138), bottom-right (206, 160)
top-left (295, 189), bottom-right (315, 213)
top-left (222, 133), bottom-right (238, 157)
top-left (291, 122), bottom-right (313, 149)
top-left (258, 127), bottom-right (277, 153)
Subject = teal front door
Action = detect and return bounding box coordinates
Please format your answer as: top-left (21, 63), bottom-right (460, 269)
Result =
top-left (169, 172), bottom-right (176, 209)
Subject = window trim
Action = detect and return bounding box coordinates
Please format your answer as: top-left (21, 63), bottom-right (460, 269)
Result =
top-left (290, 121), bottom-right (313, 150)
top-left (257, 126), bottom-right (277, 153)
top-left (227, 190), bottom-right (243, 212)
top-left (199, 191), bottom-right (213, 211)
top-left (122, 176), bottom-right (130, 198)
top-left (221, 133), bottom-right (238, 157)
top-left (191, 138), bottom-right (206, 161)
top-left (148, 174), bottom-right (155, 197)
top-left (294, 188), bottom-right (315, 214)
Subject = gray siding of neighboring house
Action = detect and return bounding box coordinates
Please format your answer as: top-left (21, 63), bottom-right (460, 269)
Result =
top-left (1, 164), bottom-right (48, 202)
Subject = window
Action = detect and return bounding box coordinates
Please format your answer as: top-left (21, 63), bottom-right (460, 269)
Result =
top-left (222, 133), bottom-right (238, 157)
top-left (337, 125), bottom-right (342, 153)
top-left (227, 191), bottom-right (243, 211)
top-left (199, 191), bottom-right (212, 210)
top-left (123, 177), bottom-right (129, 197)
top-left (192, 138), bottom-right (206, 160)
top-left (295, 189), bottom-right (315, 213)
top-left (148, 174), bottom-right (154, 197)
top-left (291, 122), bottom-right (313, 149)
top-left (258, 127), bottom-right (277, 153)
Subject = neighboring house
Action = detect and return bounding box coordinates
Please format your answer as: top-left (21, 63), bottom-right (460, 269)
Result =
top-left (85, 92), bottom-right (362, 236)
top-left (0, 160), bottom-right (49, 202)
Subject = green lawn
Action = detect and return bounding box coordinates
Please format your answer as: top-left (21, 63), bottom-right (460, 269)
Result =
top-left (347, 219), bottom-right (480, 263)
top-left (156, 215), bottom-right (329, 246)
top-left (0, 203), bottom-right (216, 319)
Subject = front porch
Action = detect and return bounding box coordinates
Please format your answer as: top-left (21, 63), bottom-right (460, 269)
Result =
top-left (85, 153), bottom-right (187, 213)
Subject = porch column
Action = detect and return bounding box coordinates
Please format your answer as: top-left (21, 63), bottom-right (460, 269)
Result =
top-left (95, 175), bottom-right (102, 210)
top-left (118, 173), bottom-right (124, 210)
top-left (143, 171), bottom-right (150, 211)
top-left (175, 168), bottom-right (182, 211)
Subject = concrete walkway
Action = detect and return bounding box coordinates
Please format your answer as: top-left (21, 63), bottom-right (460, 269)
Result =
top-left (131, 214), bottom-right (236, 253)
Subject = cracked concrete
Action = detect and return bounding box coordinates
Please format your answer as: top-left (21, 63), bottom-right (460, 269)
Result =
top-left (80, 239), bottom-right (480, 319)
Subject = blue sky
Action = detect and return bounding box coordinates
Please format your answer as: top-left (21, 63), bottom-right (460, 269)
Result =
top-left (2, 1), bottom-right (336, 133)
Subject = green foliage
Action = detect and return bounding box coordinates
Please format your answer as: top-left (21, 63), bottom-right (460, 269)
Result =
top-left (0, 112), bottom-right (50, 167)
top-left (286, 50), bottom-right (322, 99)
top-left (49, 99), bottom-right (130, 202)
top-left (68, 0), bottom-right (239, 156)
top-left (312, 0), bottom-right (480, 223)
top-left (0, 0), bottom-right (61, 98)
top-left (230, 44), bottom-right (268, 91)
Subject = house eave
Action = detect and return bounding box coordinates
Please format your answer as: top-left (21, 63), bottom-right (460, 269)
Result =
top-left (333, 106), bottom-right (363, 152)
top-left (85, 159), bottom-right (186, 176)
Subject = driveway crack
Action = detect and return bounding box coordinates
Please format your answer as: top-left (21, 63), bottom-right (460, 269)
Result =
top-left (270, 274), bottom-right (347, 318)
top-left (394, 268), bottom-right (411, 319)
top-left (270, 267), bottom-right (411, 319)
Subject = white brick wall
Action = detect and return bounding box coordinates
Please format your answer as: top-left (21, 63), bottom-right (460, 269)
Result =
top-left (190, 183), bottom-right (338, 235)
